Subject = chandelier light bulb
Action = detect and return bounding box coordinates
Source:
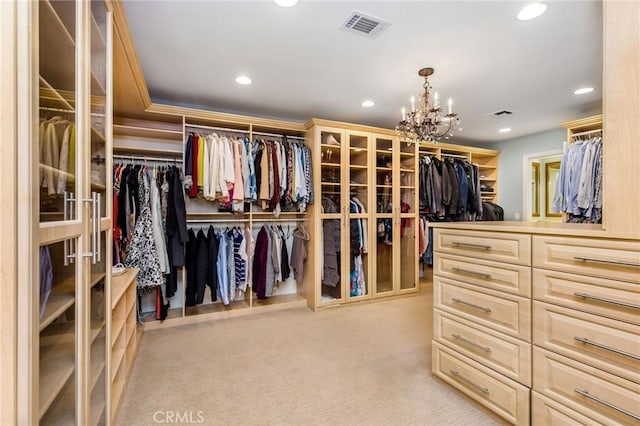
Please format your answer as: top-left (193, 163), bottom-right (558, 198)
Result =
top-left (448, 98), bottom-right (453, 114)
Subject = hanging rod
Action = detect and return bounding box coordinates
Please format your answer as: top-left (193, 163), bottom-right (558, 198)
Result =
top-left (253, 218), bottom-right (307, 223)
top-left (113, 154), bottom-right (183, 163)
top-left (187, 218), bottom-right (250, 224)
top-left (40, 106), bottom-right (105, 117)
top-left (571, 129), bottom-right (602, 138)
top-left (440, 153), bottom-right (469, 159)
top-left (185, 123), bottom-right (249, 134)
top-left (252, 130), bottom-right (305, 140)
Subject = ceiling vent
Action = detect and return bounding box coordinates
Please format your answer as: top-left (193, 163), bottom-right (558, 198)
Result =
top-left (341, 11), bottom-right (390, 39)
top-left (488, 110), bottom-right (514, 117)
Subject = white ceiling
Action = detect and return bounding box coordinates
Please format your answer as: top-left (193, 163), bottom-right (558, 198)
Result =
top-left (123, 0), bottom-right (602, 143)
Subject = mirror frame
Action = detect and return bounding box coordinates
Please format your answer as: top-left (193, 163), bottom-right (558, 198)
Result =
top-left (545, 161), bottom-right (562, 218)
top-left (531, 162), bottom-right (540, 217)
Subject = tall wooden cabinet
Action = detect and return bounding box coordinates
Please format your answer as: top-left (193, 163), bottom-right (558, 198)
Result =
top-left (306, 120), bottom-right (419, 310)
top-left (15, 1), bottom-right (114, 424)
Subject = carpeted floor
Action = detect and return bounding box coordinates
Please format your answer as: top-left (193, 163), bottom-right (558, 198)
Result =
top-left (118, 287), bottom-right (505, 425)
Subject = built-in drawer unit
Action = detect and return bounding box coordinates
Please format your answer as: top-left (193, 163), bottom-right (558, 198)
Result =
top-left (435, 230), bottom-right (531, 266)
top-left (434, 277), bottom-right (531, 341)
top-left (532, 269), bottom-right (640, 325)
top-left (532, 236), bottom-right (640, 283)
top-left (434, 310), bottom-right (531, 386)
top-left (533, 301), bottom-right (640, 383)
top-left (532, 391), bottom-right (602, 426)
top-left (432, 341), bottom-right (530, 425)
top-left (533, 347), bottom-right (640, 426)
top-left (434, 254), bottom-right (531, 297)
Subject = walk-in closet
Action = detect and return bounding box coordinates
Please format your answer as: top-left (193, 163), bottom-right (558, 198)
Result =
top-left (2, 1), bottom-right (639, 425)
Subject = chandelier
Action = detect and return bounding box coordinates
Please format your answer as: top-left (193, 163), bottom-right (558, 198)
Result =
top-left (396, 67), bottom-right (461, 144)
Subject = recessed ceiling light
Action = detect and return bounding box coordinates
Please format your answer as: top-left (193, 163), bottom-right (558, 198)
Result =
top-left (516, 3), bottom-right (548, 21)
top-left (361, 100), bottom-right (375, 108)
top-left (574, 87), bottom-right (594, 95)
top-left (273, 0), bottom-right (299, 7)
top-left (235, 75), bottom-right (252, 85)
top-left (499, 128), bottom-right (512, 133)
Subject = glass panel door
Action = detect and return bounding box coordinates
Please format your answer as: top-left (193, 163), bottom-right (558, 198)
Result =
top-left (320, 131), bottom-right (343, 303)
top-left (399, 142), bottom-right (417, 291)
top-left (89, 3), bottom-right (109, 424)
top-left (347, 133), bottom-right (370, 299)
top-left (39, 240), bottom-right (78, 424)
top-left (39, 0), bottom-right (78, 223)
top-left (374, 137), bottom-right (394, 295)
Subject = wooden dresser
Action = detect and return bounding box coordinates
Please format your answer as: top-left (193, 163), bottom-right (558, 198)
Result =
top-left (431, 222), bottom-right (640, 425)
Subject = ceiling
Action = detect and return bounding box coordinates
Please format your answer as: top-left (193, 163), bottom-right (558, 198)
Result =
top-left (123, 0), bottom-right (602, 143)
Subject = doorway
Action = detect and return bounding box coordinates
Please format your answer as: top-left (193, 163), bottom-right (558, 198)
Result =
top-left (522, 149), bottom-right (563, 222)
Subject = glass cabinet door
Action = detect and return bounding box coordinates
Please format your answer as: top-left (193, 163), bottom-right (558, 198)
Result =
top-left (39, 0), bottom-right (79, 223)
top-left (399, 141), bottom-right (417, 292)
top-left (38, 240), bottom-right (79, 424)
top-left (346, 133), bottom-right (370, 300)
top-left (320, 131), bottom-right (344, 303)
top-left (89, 3), bottom-right (110, 424)
top-left (374, 137), bottom-right (394, 295)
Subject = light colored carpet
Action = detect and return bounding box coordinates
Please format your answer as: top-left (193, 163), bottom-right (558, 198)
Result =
top-left (118, 287), bottom-right (505, 426)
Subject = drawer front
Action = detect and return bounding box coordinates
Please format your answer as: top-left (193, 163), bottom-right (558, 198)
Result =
top-left (432, 341), bottom-right (530, 425)
top-left (533, 301), bottom-right (640, 383)
top-left (533, 347), bottom-right (640, 426)
top-left (434, 310), bottom-right (531, 386)
top-left (533, 269), bottom-right (640, 325)
top-left (434, 229), bottom-right (531, 266)
top-left (435, 253), bottom-right (531, 297)
top-left (532, 391), bottom-right (602, 426)
top-left (532, 235), bottom-right (640, 283)
top-left (434, 277), bottom-right (531, 341)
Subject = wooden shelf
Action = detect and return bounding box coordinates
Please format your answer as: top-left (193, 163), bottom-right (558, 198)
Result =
top-left (377, 185), bottom-right (392, 188)
top-left (479, 178), bottom-right (497, 182)
top-left (111, 268), bottom-right (138, 309)
top-left (252, 293), bottom-right (305, 308)
top-left (376, 167), bottom-right (393, 171)
top-left (375, 149), bottom-right (394, 154)
top-left (185, 299), bottom-right (251, 316)
top-left (39, 336), bottom-right (75, 419)
top-left (40, 0), bottom-right (104, 95)
top-left (349, 165), bottom-right (368, 170)
top-left (113, 145), bottom-right (182, 156)
top-left (39, 293), bottom-right (75, 332)
top-left (114, 124), bottom-right (183, 141)
top-left (90, 399), bottom-right (105, 426)
top-left (400, 168), bottom-right (415, 173)
top-left (111, 346), bottom-right (126, 383)
top-left (320, 143), bottom-right (341, 149)
top-left (91, 182), bottom-right (106, 191)
top-left (321, 162), bottom-right (341, 168)
top-left (477, 165), bottom-right (497, 170)
top-left (39, 76), bottom-right (74, 110)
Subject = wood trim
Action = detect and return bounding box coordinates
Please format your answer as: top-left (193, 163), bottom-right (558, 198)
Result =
top-left (16, 1), bottom-right (38, 423)
top-left (602, 0), bottom-right (640, 238)
top-left (110, 0), bottom-right (151, 109)
top-left (561, 115), bottom-right (604, 132)
top-left (0, 1), bottom-right (18, 423)
top-left (147, 102), bottom-right (306, 133)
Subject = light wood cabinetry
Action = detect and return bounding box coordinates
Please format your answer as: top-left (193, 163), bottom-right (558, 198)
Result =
top-left (432, 222), bottom-right (640, 425)
top-left (13, 1), bottom-right (115, 424)
top-left (432, 227), bottom-right (532, 424)
top-left (306, 120), bottom-right (419, 310)
top-left (110, 268), bottom-right (140, 424)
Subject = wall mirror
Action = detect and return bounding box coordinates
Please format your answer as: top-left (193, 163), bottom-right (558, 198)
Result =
top-left (545, 161), bottom-right (562, 217)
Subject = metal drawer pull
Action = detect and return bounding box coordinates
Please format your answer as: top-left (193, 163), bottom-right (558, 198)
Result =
top-left (452, 267), bottom-right (492, 279)
top-left (574, 389), bottom-right (640, 421)
top-left (573, 292), bottom-right (640, 310)
top-left (450, 370), bottom-right (489, 394)
top-left (451, 241), bottom-right (491, 250)
top-left (452, 334), bottom-right (492, 352)
top-left (451, 298), bottom-right (492, 313)
top-left (573, 256), bottom-right (640, 268)
top-left (574, 336), bottom-right (640, 361)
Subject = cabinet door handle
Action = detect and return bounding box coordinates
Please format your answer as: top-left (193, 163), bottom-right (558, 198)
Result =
top-left (573, 256), bottom-right (640, 268)
top-left (573, 292), bottom-right (640, 310)
top-left (63, 191), bottom-right (77, 265)
top-left (451, 298), bottom-right (492, 313)
top-left (452, 267), bottom-right (492, 279)
top-left (574, 389), bottom-right (640, 420)
top-left (452, 333), bottom-right (492, 352)
top-left (451, 241), bottom-right (491, 250)
top-left (450, 370), bottom-right (489, 394)
top-left (96, 192), bottom-right (102, 263)
top-left (574, 336), bottom-right (640, 361)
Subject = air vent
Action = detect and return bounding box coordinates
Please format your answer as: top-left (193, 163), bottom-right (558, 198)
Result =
top-left (488, 110), bottom-right (514, 117)
top-left (341, 10), bottom-right (390, 39)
